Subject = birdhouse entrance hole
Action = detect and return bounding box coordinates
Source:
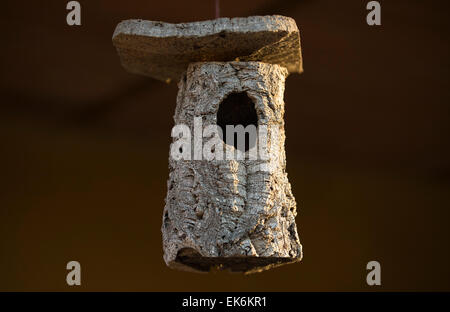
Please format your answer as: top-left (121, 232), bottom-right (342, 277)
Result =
top-left (217, 92), bottom-right (258, 152)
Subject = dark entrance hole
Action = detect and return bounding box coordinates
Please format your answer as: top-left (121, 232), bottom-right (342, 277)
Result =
top-left (217, 92), bottom-right (258, 152)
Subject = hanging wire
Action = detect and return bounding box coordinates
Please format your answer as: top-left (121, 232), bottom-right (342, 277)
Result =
top-left (215, 0), bottom-right (220, 18)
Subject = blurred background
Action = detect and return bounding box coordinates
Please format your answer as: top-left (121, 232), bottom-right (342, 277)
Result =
top-left (1, 0), bottom-right (449, 291)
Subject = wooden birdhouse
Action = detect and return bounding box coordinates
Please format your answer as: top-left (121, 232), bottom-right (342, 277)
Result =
top-left (113, 15), bottom-right (303, 273)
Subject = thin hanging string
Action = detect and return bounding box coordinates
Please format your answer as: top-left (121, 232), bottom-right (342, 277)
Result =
top-left (215, 0), bottom-right (220, 18)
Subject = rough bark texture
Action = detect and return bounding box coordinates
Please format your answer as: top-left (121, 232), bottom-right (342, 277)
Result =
top-left (112, 15), bottom-right (302, 82)
top-left (162, 61), bottom-right (302, 273)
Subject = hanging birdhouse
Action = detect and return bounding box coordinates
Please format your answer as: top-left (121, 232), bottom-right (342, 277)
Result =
top-left (113, 15), bottom-right (303, 273)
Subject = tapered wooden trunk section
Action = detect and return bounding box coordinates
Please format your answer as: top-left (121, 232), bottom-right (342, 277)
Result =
top-left (162, 61), bottom-right (302, 273)
top-left (113, 15), bottom-right (304, 273)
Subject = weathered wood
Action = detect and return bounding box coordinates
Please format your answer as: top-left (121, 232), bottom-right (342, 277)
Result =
top-left (112, 14), bottom-right (304, 273)
top-left (112, 15), bottom-right (302, 82)
top-left (162, 62), bottom-right (302, 273)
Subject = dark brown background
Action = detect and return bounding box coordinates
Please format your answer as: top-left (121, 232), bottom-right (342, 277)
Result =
top-left (1, 0), bottom-right (449, 291)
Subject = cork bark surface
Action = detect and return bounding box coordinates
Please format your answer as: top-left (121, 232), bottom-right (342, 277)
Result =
top-left (112, 15), bottom-right (302, 82)
top-left (162, 61), bottom-right (302, 273)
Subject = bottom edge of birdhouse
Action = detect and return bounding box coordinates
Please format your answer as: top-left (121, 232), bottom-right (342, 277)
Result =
top-left (165, 247), bottom-right (303, 274)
